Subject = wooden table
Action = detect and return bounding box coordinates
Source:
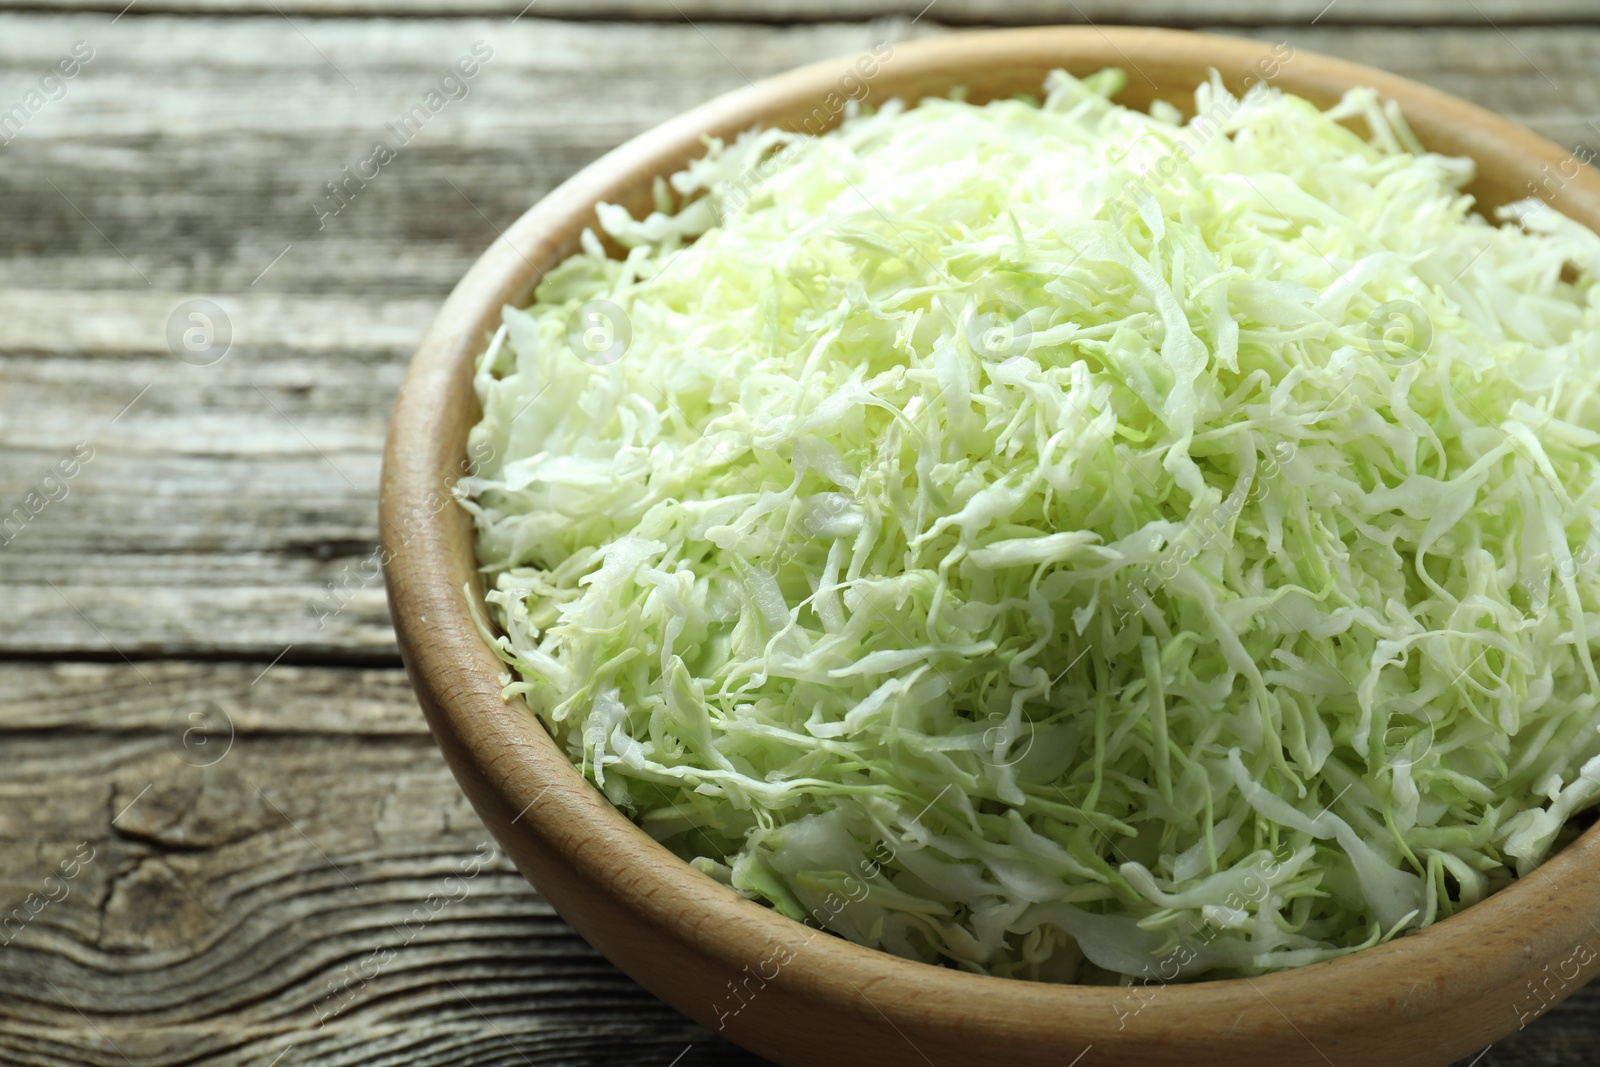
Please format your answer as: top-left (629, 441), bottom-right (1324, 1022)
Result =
top-left (2, 2), bottom-right (1597, 1064)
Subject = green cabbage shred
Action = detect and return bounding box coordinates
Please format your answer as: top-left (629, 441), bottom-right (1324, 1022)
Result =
top-left (459, 68), bottom-right (1600, 982)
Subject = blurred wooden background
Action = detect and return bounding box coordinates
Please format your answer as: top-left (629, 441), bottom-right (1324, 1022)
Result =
top-left (1, 1), bottom-right (1598, 1064)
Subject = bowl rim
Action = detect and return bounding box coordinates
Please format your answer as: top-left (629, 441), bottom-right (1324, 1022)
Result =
top-left (381, 25), bottom-right (1600, 1064)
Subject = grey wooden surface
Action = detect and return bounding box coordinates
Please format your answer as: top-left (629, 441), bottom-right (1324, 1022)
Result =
top-left (1, 5), bottom-right (1598, 1065)
top-left (1, 1), bottom-right (1597, 23)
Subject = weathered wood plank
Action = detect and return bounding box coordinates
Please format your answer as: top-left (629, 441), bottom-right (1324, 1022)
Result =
top-left (0, 662), bottom-right (760, 1066)
top-left (0, 0), bottom-right (1594, 26)
top-left (0, 660), bottom-right (428, 732)
top-left (2, 17), bottom-right (1599, 661)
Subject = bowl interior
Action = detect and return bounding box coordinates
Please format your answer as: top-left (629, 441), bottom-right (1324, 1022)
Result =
top-left (381, 27), bottom-right (1600, 1067)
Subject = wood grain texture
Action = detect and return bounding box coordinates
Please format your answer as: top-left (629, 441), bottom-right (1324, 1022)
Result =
top-left (0, 0), bottom-right (1594, 25)
top-left (3, 7), bottom-right (1600, 1066)
top-left (0, 663), bottom-right (753, 1067)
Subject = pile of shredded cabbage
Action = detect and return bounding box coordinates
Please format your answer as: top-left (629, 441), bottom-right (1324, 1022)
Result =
top-left (460, 69), bottom-right (1600, 983)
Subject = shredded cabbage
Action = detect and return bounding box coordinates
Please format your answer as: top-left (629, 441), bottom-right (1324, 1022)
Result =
top-left (459, 68), bottom-right (1600, 982)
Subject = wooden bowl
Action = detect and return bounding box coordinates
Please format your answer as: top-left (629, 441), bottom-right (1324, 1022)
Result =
top-left (381, 27), bottom-right (1600, 1067)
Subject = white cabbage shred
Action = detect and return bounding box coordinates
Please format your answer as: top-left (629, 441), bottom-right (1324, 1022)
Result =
top-left (459, 68), bottom-right (1600, 982)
